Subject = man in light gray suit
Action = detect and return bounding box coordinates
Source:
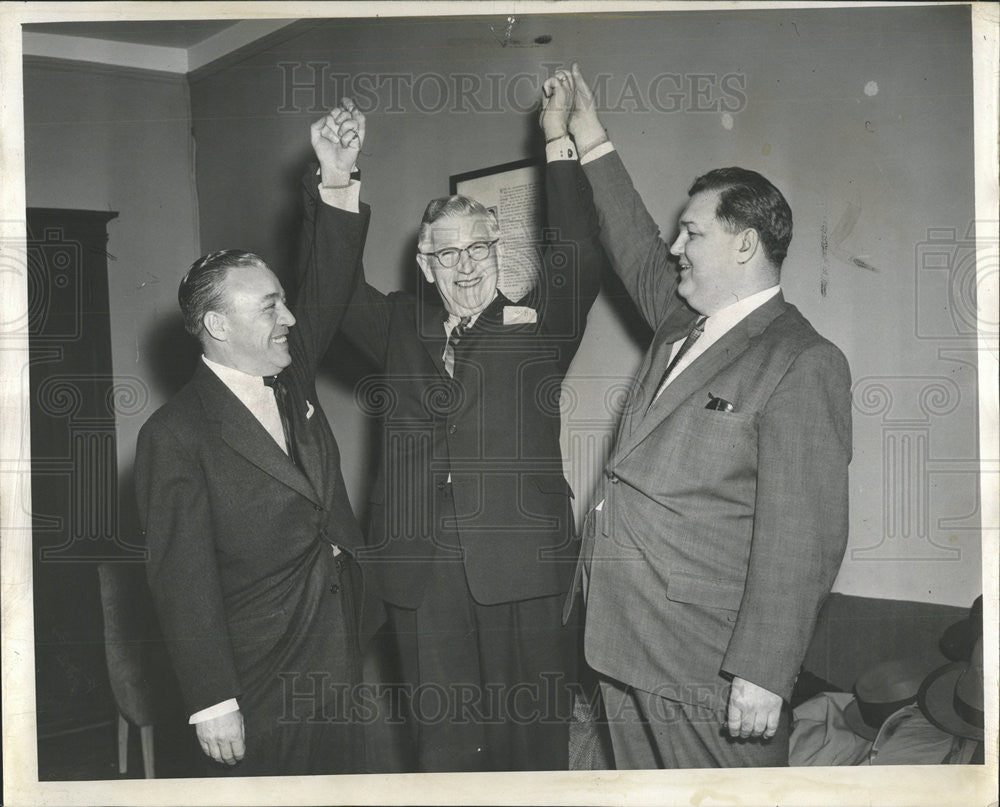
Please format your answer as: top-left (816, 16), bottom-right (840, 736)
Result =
top-left (550, 65), bottom-right (852, 768)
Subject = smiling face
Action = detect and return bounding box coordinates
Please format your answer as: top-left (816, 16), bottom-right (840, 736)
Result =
top-left (417, 211), bottom-right (500, 317)
top-left (210, 262), bottom-right (296, 376)
top-left (668, 190), bottom-right (745, 316)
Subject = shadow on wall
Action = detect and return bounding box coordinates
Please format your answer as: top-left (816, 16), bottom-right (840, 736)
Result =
top-left (142, 311), bottom-right (202, 403)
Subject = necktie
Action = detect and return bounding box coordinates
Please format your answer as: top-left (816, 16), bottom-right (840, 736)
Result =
top-left (648, 315), bottom-right (708, 411)
top-left (263, 375), bottom-right (301, 469)
top-left (443, 315), bottom-right (471, 378)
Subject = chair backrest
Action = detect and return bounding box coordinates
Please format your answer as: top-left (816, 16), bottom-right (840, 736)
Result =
top-left (97, 562), bottom-right (179, 726)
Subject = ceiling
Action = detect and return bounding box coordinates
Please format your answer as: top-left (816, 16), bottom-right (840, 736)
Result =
top-left (21, 20), bottom-right (241, 49)
top-left (21, 18), bottom-right (298, 74)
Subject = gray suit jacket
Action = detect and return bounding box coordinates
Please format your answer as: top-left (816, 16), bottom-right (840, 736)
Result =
top-left (573, 151), bottom-right (852, 712)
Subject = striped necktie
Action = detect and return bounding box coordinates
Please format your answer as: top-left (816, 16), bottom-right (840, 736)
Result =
top-left (648, 315), bottom-right (708, 411)
top-left (443, 315), bottom-right (471, 378)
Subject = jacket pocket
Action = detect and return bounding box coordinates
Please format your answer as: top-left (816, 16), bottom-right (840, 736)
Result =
top-left (530, 474), bottom-right (574, 498)
top-left (665, 571), bottom-right (744, 612)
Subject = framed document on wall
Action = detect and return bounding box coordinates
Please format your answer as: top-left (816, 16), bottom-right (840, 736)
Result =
top-left (450, 158), bottom-right (543, 302)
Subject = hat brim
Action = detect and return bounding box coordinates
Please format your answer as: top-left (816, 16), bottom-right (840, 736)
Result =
top-left (843, 699), bottom-right (878, 741)
top-left (917, 663), bottom-right (983, 741)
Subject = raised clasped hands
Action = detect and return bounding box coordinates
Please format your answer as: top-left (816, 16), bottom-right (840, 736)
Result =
top-left (311, 97), bottom-right (366, 185)
top-left (539, 63), bottom-right (607, 155)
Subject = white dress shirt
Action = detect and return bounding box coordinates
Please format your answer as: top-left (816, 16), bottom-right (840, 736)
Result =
top-left (651, 285), bottom-right (781, 403)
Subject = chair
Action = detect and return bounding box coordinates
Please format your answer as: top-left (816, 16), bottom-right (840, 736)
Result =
top-left (97, 562), bottom-right (175, 778)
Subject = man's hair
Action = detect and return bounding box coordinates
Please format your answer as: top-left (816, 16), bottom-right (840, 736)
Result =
top-left (417, 195), bottom-right (500, 251)
top-left (178, 250), bottom-right (267, 338)
top-left (688, 167), bottom-right (793, 268)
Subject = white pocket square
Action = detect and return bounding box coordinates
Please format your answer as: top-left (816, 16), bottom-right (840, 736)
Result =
top-left (305, 400), bottom-right (315, 420)
top-left (503, 305), bottom-right (537, 325)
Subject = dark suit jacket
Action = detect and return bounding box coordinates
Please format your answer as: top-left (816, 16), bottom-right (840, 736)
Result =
top-left (342, 160), bottom-right (606, 608)
top-left (135, 175), bottom-right (376, 729)
top-left (576, 151), bottom-right (852, 713)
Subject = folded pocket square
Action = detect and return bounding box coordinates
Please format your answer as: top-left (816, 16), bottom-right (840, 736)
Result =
top-left (705, 393), bottom-right (735, 412)
top-left (503, 305), bottom-right (537, 325)
top-left (305, 400), bottom-right (315, 419)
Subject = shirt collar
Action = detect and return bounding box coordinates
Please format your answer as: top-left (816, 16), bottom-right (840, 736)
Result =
top-left (202, 354), bottom-right (269, 401)
top-left (702, 285), bottom-right (780, 337)
top-left (443, 290), bottom-right (500, 333)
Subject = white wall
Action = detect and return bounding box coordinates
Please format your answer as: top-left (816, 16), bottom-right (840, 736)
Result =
top-left (185, 7), bottom-right (979, 606)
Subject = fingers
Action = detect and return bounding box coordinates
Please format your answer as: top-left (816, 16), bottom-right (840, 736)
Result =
top-left (311, 97), bottom-right (365, 149)
top-left (571, 62), bottom-right (594, 104)
top-left (725, 678), bottom-right (784, 740)
top-left (726, 700), bottom-right (744, 739)
top-left (762, 704), bottom-right (780, 740)
top-left (195, 711), bottom-right (246, 766)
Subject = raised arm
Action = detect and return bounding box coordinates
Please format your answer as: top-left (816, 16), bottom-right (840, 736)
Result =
top-left (304, 99), bottom-right (394, 371)
top-left (567, 64), bottom-right (690, 332)
top-left (289, 102), bottom-right (374, 375)
top-left (533, 69), bottom-right (606, 354)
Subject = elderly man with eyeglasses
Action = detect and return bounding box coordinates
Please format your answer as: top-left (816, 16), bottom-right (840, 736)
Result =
top-left (315, 93), bottom-right (606, 772)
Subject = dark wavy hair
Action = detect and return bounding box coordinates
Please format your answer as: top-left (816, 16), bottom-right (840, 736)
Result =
top-left (178, 250), bottom-right (268, 337)
top-left (689, 168), bottom-right (793, 268)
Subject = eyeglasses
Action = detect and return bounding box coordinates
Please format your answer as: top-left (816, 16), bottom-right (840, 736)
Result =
top-left (419, 239), bottom-right (498, 269)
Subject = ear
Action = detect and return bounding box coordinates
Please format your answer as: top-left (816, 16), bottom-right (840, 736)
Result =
top-left (203, 310), bottom-right (228, 342)
top-left (416, 253), bottom-right (436, 285)
top-left (736, 228), bottom-right (760, 264)
top-left (492, 236), bottom-right (504, 266)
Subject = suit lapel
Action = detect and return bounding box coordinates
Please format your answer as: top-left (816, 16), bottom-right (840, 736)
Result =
top-left (615, 293), bottom-right (787, 462)
top-left (416, 301), bottom-right (449, 378)
top-left (193, 363), bottom-right (321, 505)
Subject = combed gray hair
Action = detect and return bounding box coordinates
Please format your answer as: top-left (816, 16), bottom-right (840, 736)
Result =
top-left (417, 195), bottom-right (500, 250)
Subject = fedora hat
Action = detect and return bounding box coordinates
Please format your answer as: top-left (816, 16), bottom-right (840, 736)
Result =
top-left (844, 656), bottom-right (939, 740)
top-left (939, 595), bottom-right (982, 662)
top-left (918, 636), bottom-right (984, 741)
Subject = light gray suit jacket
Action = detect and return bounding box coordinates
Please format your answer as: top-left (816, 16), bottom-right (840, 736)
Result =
top-left (572, 151), bottom-right (852, 713)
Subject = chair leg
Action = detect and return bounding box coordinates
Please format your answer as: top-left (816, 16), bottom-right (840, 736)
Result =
top-left (117, 713), bottom-right (128, 774)
top-left (140, 725), bottom-right (155, 778)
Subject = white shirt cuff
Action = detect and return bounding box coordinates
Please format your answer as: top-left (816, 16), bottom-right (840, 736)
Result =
top-left (189, 698), bottom-right (239, 724)
top-left (545, 136), bottom-right (578, 162)
top-left (318, 180), bottom-right (361, 213)
top-left (580, 140), bottom-right (615, 165)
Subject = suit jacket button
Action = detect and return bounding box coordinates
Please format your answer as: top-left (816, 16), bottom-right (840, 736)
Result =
top-left (313, 505), bottom-right (323, 512)
top-left (448, 424), bottom-right (457, 434)
top-left (329, 583), bottom-right (339, 594)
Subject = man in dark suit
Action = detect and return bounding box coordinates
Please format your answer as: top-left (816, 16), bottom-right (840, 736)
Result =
top-left (134, 111), bottom-right (378, 776)
top-left (554, 65), bottom-right (853, 768)
top-left (317, 93), bottom-right (606, 771)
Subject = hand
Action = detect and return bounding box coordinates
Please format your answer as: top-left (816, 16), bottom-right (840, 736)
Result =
top-left (311, 97), bottom-right (365, 184)
top-left (539, 67), bottom-right (574, 140)
top-left (195, 709), bottom-right (245, 765)
top-left (567, 63), bottom-right (607, 154)
top-left (725, 677), bottom-right (782, 740)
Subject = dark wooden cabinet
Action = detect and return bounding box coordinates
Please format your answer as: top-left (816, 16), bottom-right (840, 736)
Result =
top-left (27, 208), bottom-right (132, 743)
